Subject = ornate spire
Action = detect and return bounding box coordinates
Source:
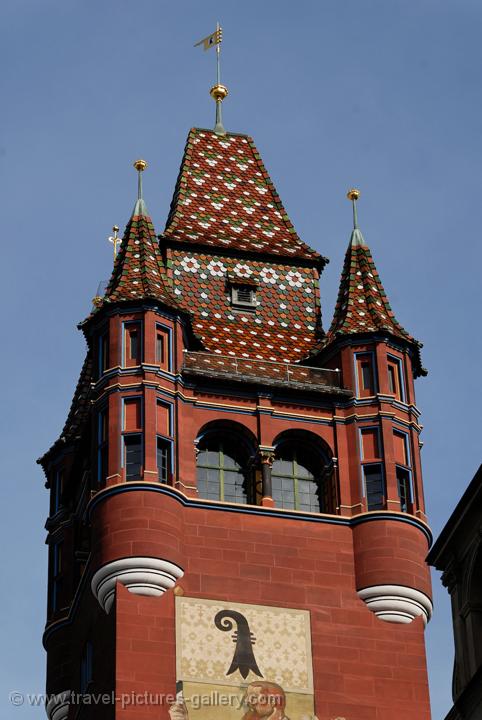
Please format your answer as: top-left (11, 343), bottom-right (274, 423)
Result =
top-left (195, 23), bottom-right (227, 135)
top-left (132, 158), bottom-right (148, 216)
top-left (96, 161), bottom-right (182, 309)
top-left (323, 189), bottom-right (426, 375)
top-left (346, 188), bottom-right (365, 247)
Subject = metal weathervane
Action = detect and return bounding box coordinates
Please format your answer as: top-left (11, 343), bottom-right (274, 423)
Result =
top-left (194, 22), bottom-right (228, 136)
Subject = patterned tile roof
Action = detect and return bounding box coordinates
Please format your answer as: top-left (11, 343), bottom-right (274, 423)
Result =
top-left (101, 198), bottom-right (183, 308)
top-left (163, 128), bottom-right (327, 264)
top-left (170, 250), bottom-right (322, 363)
top-left (38, 351), bottom-right (93, 469)
top-left (323, 227), bottom-right (425, 375)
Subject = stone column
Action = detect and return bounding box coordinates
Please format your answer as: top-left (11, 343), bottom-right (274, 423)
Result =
top-left (258, 447), bottom-right (275, 508)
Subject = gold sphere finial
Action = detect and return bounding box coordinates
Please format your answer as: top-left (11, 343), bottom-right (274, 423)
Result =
top-left (347, 188), bottom-right (360, 201)
top-left (210, 83), bottom-right (229, 102)
top-left (112, 224), bottom-right (119, 233)
top-left (133, 159), bottom-right (148, 172)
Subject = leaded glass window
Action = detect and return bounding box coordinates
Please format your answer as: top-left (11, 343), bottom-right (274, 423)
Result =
top-left (272, 443), bottom-right (321, 512)
top-left (196, 436), bottom-right (248, 504)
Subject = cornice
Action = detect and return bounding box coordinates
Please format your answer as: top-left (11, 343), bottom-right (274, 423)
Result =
top-left (86, 482), bottom-right (433, 545)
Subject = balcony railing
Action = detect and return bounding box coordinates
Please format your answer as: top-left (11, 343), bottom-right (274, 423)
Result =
top-left (182, 351), bottom-right (345, 391)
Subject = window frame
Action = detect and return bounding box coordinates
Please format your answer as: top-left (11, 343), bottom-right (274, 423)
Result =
top-left (354, 351), bottom-right (378, 397)
top-left (80, 640), bottom-right (94, 693)
top-left (121, 395), bottom-right (144, 482)
top-left (196, 437), bottom-right (250, 504)
top-left (122, 433), bottom-right (143, 482)
top-left (122, 320), bottom-right (143, 367)
top-left (97, 407), bottom-right (108, 486)
top-left (362, 463), bottom-right (385, 511)
top-left (359, 425), bottom-right (382, 462)
top-left (97, 328), bottom-right (109, 377)
top-left (156, 436), bottom-right (173, 483)
top-left (155, 322), bottom-right (172, 371)
top-left (271, 444), bottom-right (322, 513)
top-left (387, 354), bottom-right (406, 402)
top-left (51, 541), bottom-right (63, 613)
top-left (393, 429), bottom-right (413, 512)
top-left (230, 284), bottom-right (257, 310)
top-left (52, 468), bottom-right (64, 514)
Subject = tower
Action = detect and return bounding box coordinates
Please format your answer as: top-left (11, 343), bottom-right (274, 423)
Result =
top-left (39, 90), bottom-right (433, 720)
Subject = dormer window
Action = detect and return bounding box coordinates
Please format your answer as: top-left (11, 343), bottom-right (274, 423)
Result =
top-left (231, 284), bottom-right (256, 307)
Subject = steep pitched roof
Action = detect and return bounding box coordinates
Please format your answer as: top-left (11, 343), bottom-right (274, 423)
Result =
top-left (101, 198), bottom-right (182, 308)
top-left (163, 128), bottom-right (326, 264)
top-left (38, 351), bottom-right (93, 470)
top-left (323, 225), bottom-right (426, 375)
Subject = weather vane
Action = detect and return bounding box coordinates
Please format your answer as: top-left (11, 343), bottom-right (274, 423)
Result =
top-left (194, 22), bottom-right (227, 136)
top-left (108, 225), bottom-right (121, 260)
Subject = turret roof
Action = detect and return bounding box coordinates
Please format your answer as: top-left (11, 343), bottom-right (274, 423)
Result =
top-left (101, 198), bottom-right (182, 309)
top-left (163, 128), bottom-right (327, 265)
top-left (323, 224), bottom-right (426, 375)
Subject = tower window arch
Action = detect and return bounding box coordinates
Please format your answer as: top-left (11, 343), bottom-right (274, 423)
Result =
top-left (196, 424), bottom-right (256, 504)
top-left (272, 432), bottom-right (334, 513)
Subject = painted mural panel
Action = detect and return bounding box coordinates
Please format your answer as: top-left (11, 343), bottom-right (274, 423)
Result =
top-left (173, 596), bottom-right (315, 720)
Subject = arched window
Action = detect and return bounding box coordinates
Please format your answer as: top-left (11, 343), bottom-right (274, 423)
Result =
top-left (196, 425), bottom-right (255, 504)
top-left (272, 432), bottom-right (334, 513)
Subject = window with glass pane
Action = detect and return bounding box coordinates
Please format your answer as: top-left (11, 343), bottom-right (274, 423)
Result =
top-left (98, 331), bottom-right (109, 375)
top-left (396, 466), bottom-right (411, 512)
top-left (157, 438), bottom-right (171, 483)
top-left (387, 356), bottom-right (404, 400)
top-left (363, 464), bottom-right (384, 510)
top-left (124, 322), bottom-right (142, 366)
top-left (156, 333), bottom-right (164, 365)
top-left (53, 469), bottom-right (64, 514)
top-left (51, 542), bottom-right (62, 613)
top-left (80, 640), bottom-right (93, 693)
top-left (97, 409), bottom-right (108, 485)
top-left (124, 434), bottom-right (142, 481)
top-left (272, 444), bottom-right (320, 512)
top-left (196, 437), bottom-right (248, 503)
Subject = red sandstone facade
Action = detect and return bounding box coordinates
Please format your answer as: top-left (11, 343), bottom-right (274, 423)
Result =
top-left (39, 128), bottom-right (433, 719)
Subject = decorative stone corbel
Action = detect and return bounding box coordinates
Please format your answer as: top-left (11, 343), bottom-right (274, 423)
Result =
top-left (46, 690), bottom-right (70, 720)
top-left (91, 557), bottom-right (184, 613)
top-left (357, 584), bottom-right (433, 625)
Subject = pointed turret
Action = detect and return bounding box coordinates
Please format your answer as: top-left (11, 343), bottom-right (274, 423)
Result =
top-left (323, 189), bottom-right (425, 376)
top-left (100, 160), bottom-right (182, 309)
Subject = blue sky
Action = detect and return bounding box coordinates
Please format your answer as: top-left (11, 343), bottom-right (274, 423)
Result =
top-left (1, 1), bottom-right (480, 717)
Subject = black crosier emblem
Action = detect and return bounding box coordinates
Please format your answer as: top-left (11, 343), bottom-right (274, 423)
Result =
top-left (214, 609), bottom-right (263, 680)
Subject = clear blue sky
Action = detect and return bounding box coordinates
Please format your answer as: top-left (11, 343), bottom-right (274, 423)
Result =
top-left (1, 1), bottom-right (480, 717)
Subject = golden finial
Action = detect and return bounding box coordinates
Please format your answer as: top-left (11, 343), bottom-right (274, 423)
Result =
top-left (347, 188), bottom-right (361, 229)
top-left (108, 225), bottom-right (121, 260)
top-left (133, 159), bottom-right (148, 201)
top-left (210, 83), bottom-right (228, 102)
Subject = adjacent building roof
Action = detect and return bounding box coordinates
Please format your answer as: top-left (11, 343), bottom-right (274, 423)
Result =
top-left (163, 128), bottom-right (327, 264)
top-left (322, 224), bottom-right (426, 375)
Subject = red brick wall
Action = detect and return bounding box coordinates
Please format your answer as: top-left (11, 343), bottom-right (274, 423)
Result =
top-left (86, 488), bottom-right (433, 720)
